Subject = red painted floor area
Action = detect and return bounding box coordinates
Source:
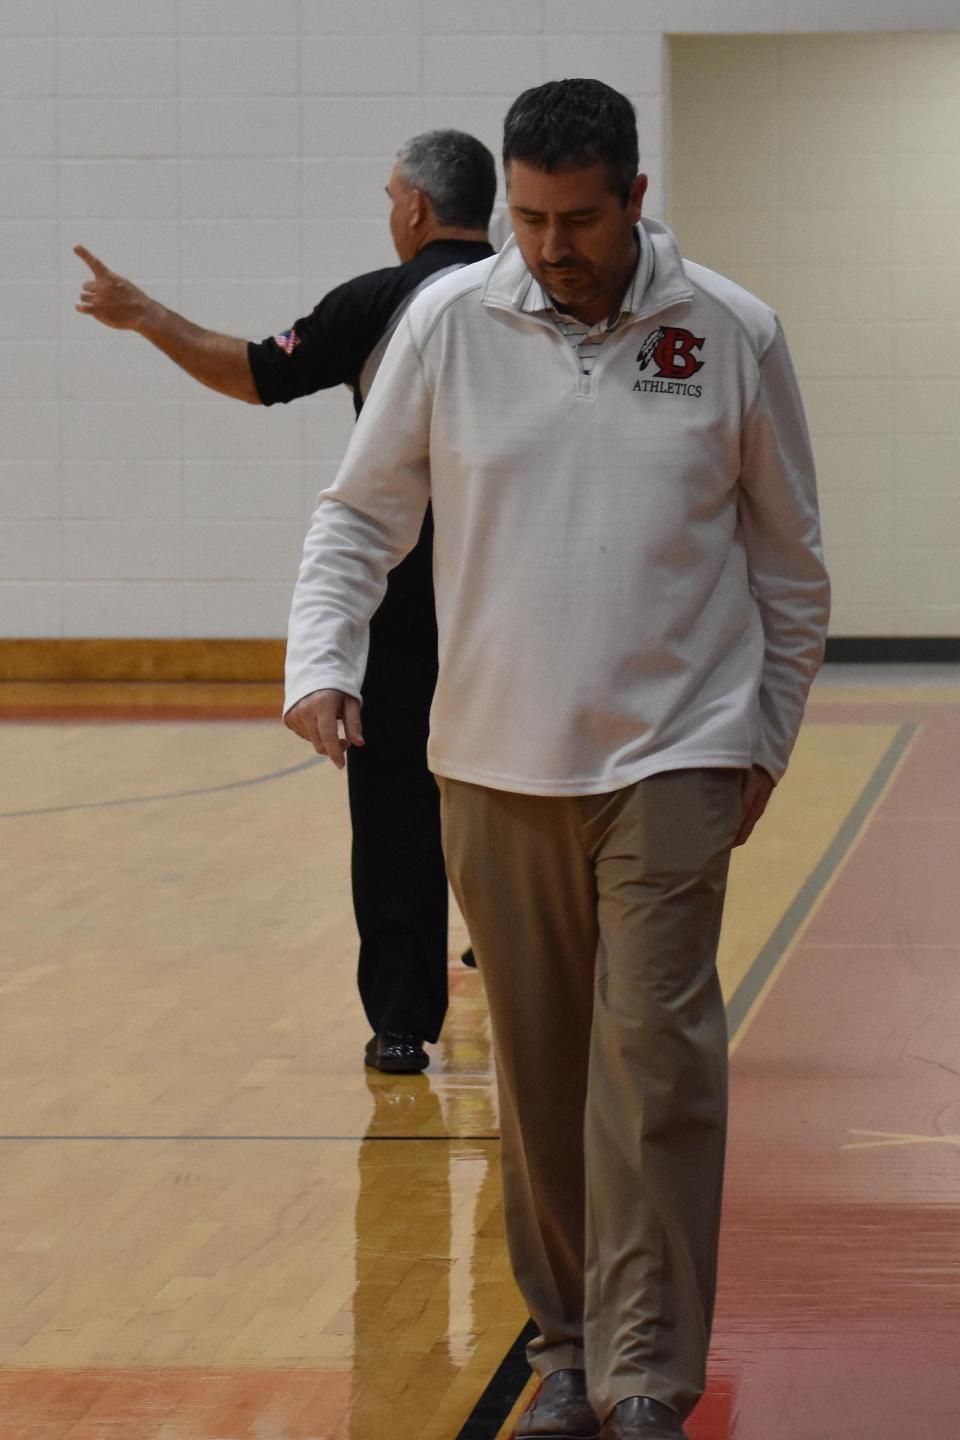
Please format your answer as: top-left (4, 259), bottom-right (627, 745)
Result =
top-left (0, 1369), bottom-right (352, 1439)
top-left (689, 708), bottom-right (960, 1440)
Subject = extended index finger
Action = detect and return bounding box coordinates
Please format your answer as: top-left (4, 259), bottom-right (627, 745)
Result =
top-left (73, 244), bottom-right (110, 277)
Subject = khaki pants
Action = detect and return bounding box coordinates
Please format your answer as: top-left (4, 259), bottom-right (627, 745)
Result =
top-left (438, 768), bottom-right (743, 1422)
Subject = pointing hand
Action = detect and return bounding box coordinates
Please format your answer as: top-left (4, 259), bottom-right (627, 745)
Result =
top-left (74, 244), bottom-right (153, 331)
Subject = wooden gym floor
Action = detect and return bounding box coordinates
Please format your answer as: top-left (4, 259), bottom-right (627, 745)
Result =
top-left (1, 666), bottom-right (959, 1439)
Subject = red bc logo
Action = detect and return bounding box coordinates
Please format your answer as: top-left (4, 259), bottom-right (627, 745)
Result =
top-left (637, 326), bottom-right (706, 381)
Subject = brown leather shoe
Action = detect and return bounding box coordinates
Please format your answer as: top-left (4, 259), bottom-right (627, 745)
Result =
top-left (516, 1369), bottom-right (600, 1439)
top-left (600, 1396), bottom-right (687, 1439)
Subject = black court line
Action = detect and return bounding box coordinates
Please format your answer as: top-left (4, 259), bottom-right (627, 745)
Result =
top-left (0, 755), bottom-right (321, 820)
top-left (455, 1321), bottom-right (540, 1440)
top-left (451, 721), bottom-right (917, 1440)
top-left (0, 1133), bottom-right (500, 1143)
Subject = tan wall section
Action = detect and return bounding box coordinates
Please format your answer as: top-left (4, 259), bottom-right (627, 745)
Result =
top-left (669, 33), bottom-right (960, 637)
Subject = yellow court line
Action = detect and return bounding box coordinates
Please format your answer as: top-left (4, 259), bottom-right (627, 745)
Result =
top-left (810, 684), bottom-right (960, 707)
top-left (717, 722), bottom-right (901, 1024)
top-left (727, 723), bottom-right (919, 1055)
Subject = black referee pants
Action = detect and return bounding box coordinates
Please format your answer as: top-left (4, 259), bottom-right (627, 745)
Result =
top-left (345, 642), bottom-right (449, 1043)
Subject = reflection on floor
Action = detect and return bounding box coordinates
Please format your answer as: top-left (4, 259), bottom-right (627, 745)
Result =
top-left (1, 668), bottom-right (958, 1439)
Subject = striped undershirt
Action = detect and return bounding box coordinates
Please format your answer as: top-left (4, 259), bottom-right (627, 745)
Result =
top-left (520, 227), bottom-right (655, 376)
top-left (547, 309), bottom-right (623, 375)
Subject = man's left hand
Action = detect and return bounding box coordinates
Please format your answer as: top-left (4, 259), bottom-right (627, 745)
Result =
top-left (733, 765), bottom-right (775, 847)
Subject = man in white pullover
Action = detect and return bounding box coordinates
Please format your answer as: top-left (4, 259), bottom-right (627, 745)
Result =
top-left (284, 80), bottom-right (830, 1440)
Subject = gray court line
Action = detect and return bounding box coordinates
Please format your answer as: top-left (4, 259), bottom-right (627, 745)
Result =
top-left (725, 719), bottom-right (916, 1039)
top-left (0, 755), bottom-right (321, 820)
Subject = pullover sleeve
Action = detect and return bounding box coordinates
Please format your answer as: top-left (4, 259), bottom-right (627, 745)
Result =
top-left (738, 320), bottom-right (830, 782)
top-left (284, 314), bottom-right (432, 713)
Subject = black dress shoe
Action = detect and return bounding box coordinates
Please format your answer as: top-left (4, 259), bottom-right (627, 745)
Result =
top-left (363, 1033), bottom-right (429, 1074)
top-left (461, 947), bottom-right (477, 968)
top-left (600, 1397), bottom-right (686, 1439)
top-left (516, 1369), bottom-right (600, 1439)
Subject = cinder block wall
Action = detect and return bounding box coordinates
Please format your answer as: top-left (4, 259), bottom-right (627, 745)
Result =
top-left (0, 0), bottom-right (956, 639)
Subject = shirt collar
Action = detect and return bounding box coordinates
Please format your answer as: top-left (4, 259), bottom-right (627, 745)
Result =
top-left (519, 225), bottom-right (655, 326)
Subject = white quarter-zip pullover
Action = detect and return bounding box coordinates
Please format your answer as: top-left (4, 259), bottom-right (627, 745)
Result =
top-left (286, 218), bottom-right (830, 795)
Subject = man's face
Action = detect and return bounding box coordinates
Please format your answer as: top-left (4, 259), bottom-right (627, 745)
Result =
top-left (386, 163), bottom-right (418, 262)
top-left (507, 159), bottom-right (647, 324)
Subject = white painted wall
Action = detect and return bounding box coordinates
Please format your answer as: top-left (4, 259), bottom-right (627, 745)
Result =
top-left (670, 31), bottom-right (960, 638)
top-left (0, 0), bottom-right (956, 639)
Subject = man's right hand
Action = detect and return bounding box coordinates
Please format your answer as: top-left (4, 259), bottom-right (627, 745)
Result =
top-left (74, 244), bottom-right (153, 331)
top-left (284, 689), bottom-right (364, 770)
top-left (72, 243), bottom-right (259, 401)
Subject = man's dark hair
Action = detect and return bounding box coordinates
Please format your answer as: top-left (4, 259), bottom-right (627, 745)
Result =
top-left (396, 129), bottom-right (497, 230)
top-left (502, 79), bottom-right (639, 204)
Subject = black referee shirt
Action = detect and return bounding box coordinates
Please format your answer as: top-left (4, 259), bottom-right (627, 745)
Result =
top-left (248, 238), bottom-right (493, 654)
top-left (248, 238), bottom-right (493, 417)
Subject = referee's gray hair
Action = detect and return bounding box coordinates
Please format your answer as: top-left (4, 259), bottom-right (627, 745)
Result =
top-left (396, 129), bottom-right (497, 231)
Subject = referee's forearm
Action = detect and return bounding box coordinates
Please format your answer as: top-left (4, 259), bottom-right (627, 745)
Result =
top-left (137, 301), bottom-right (261, 403)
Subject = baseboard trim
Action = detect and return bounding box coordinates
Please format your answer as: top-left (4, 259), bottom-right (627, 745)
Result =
top-left (0, 639), bottom-right (285, 682)
top-left (824, 637), bottom-right (960, 664)
top-left (3, 635), bottom-right (958, 682)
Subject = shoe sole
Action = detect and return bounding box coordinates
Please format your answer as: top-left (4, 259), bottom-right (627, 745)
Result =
top-left (517, 1431), bottom-right (600, 1440)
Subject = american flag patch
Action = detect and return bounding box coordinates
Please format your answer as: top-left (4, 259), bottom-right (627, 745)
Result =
top-left (275, 328), bottom-right (300, 355)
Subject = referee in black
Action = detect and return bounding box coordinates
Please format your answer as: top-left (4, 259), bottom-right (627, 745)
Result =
top-left (74, 130), bottom-right (497, 1073)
